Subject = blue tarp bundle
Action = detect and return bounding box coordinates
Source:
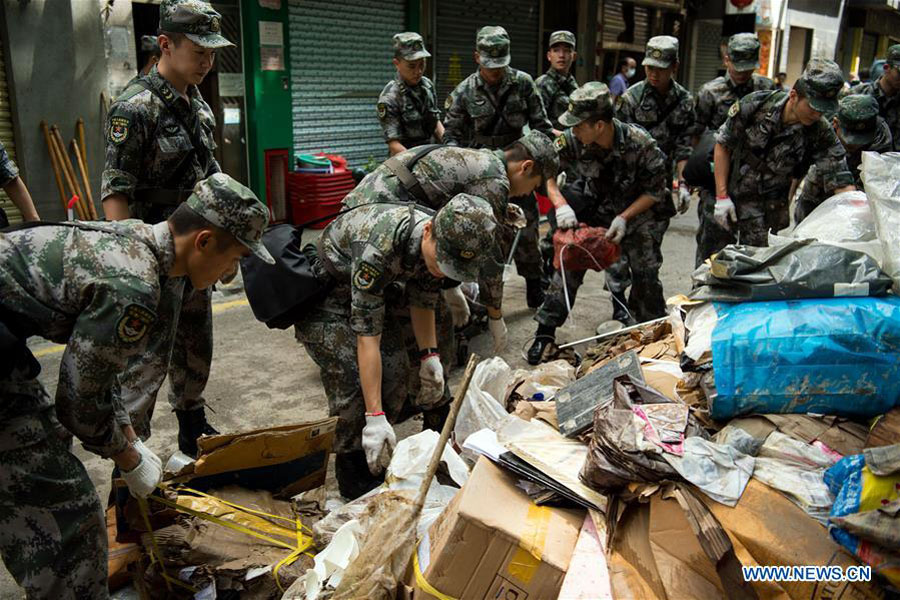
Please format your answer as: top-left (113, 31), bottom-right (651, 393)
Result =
top-left (709, 296), bottom-right (900, 420)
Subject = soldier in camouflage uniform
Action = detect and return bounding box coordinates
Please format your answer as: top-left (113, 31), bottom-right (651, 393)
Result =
top-left (528, 83), bottom-right (668, 364)
top-left (0, 140), bottom-right (40, 228)
top-left (377, 32), bottom-right (443, 155)
top-left (535, 30), bottom-right (579, 130)
top-left (794, 94), bottom-right (893, 223)
top-left (295, 195), bottom-right (498, 499)
top-left (693, 33), bottom-right (775, 267)
top-left (443, 26), bottom-right (554, 309)
top-left (0, 173), bottom-right (271, 599)
top-left (711, 59), bottom-right (855, 250)
top-left (101, 0), bottom-right (234, 456)
top-left (850, 44), bottom-right (900, 151)
top-left (611, 36), bottom-right (694, 323)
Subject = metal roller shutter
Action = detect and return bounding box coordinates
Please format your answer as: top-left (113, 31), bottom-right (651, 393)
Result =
top-left (288, 0), bottom-right (404, 167)
top-left (690, 21), bottom-right (723, 93)
top-left (434, 0), bottom-right (540, 108)
top-left (0, 45), bottom-right (20, 224)
top-left (601, 0), bottom-right (650, 49)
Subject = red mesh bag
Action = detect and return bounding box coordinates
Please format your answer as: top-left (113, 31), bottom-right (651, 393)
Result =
top-left (552, 226), bottom-right (622, 271)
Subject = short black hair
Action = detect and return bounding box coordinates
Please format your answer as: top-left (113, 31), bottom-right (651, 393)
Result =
top-left (859, 67), bottom-right (870, 79)
top-left (618, 57), bottom-right (633, 71)
top-left (168, 203), bottom-right (240, 249)
top-left (777, 71), bottom-right (787, 78)
top-left (503, 141), bottom-right (548, 184)
top-left (157, 30), bottom-right (186, 46)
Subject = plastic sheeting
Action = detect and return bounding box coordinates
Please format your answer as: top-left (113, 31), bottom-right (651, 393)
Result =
top-left (690, 239), bottom-right (892, 302)
top-left (861, 151), bottom-right (900, 290)
top-left (709, 296), bottom-right (900, 420)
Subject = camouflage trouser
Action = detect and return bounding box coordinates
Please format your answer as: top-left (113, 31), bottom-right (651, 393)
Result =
top-left (114, 278), bottom-right (213, 440)
top-left (294, 309), bottom-right (409, 455)
top-left (503, 192), bottom-right (542, 280)
top-left (535, 217), bottom-right (667, 327)
top-left (399, 298), bottom-right (454, 414)
top-left (695, 188), bottom-right (736, 268)
top-left (603, 214), bottom-right (669, 313)
top-left (733, 191), bottom-right (790, 247)
top-left (0, 377), bottom-right (108, 600)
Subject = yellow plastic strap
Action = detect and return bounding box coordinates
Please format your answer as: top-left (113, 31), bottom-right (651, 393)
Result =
top-left (508, 504), bottom-right (551, 584)
top-left (177, 487), bottom-right (311, 532)
top-left (413, 546), bottom-right (458, 600)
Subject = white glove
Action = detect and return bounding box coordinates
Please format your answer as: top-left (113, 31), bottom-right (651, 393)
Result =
top-left (554, 203), bottom-right (578, 229)
top-left (489, 316), bottom-right (508, 354)
top-left (714, 195), bottom-right (737, 230)
top-left (361, 414), bottom-right (396, 474)
top-left (442, 286), bottom-right (470, 328)
top-left (677, 183), bottom-right (691, 214)
top-left (556, 171), bottom-right (567, 189)
top-left (605, 215), bottom-right (627, 244)
top-left (416, 354), bottom-right (444, 408)
top-left (122, 440), bottom-right (163, 499)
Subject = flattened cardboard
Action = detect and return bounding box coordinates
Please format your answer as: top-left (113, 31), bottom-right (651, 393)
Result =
top-left (411, 458), bottom-right (583, 600)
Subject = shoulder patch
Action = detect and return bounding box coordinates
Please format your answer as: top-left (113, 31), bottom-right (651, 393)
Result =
top-left (727, 100), bottom-right (740, 119)
top-left (353, 261), bottom-right (383, 291)
top-left (376, 102), bottom-right (387, 119)
top-left (117, 304), bottom-right (154, 344)
top-left (109, 116), bottom-right (131, 145)
top-left (554, 134), bottom-right (567, 151)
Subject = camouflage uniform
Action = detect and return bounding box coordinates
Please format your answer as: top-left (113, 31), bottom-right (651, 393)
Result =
top-left (535, 31), bottom-right (579, 129)
top-left (377, 33), bottom-right (440, 149)
top-left (850, 44), bottom-right (900, 151)
top-left (611, 35), bottom-right (694, 307)
top-left (0, 173), bottom-right (270, 599)
top-left (693, 33), bottom-right (775, 266)
top-left (0, 220), bottom-right (169, 600)
top-left (443, 26), bottom-right (553, 288)
top-left (535, 84), bottom-right (668, 329)
top-left (295, 197), bottom-right (496, 498)
top-left (795, 95), bottom-right (893, 223)
top-left (0, 140), bottom-right (19, 228)
top-left (714, 60), bottom-right (853, 248)
top-left (101, 0), bottom-right (233, 445)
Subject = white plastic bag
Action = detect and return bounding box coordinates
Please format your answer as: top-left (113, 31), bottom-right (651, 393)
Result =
top-left (861, 151), bottom-right (900, 288)
top-left (454, 357), bottom-right (515, 449)
top-left (509, 359), bottom-right (576, 400)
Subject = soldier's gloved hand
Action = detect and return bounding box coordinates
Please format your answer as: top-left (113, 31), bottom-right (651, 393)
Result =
top-left (605, 215), bottom-right (627, 244)
top-left (122, 440), bottom-right (163, 499)
top-left (489, 316), bottom-right (508, 354)
top-left (677, 182), bottom-right (692, 214)
top-left (714, 195), bottom-right (737, 230)
top-left (362, 413), bottom-right (396, 474)
top-left (556, 171), bottom-right (567, 189)
top-left (442, 286), bottom-right (470, 328)
top-left (554, 204), bottom-right (578, 229)
top-left (416, 353), bottom-right (444, 408)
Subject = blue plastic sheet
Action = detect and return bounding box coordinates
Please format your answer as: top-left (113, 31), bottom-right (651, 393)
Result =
top-left (709, 297), bottom-right (900, 420)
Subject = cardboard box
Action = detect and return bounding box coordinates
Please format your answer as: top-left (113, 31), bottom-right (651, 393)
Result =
top-left (410, 457), bottom-right (583, 599)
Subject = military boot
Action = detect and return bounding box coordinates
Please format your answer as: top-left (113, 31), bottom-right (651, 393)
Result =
top-left (175, 407), bottom-right (219, 458)
top-left (527, 324), bottom-right (556, 365)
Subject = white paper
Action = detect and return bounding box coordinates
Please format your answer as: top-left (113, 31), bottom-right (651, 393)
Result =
top-left (259, 21), bottom-right (284, 46)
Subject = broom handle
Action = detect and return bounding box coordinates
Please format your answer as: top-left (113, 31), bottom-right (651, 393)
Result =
top-left (40, 121), bottom-right (68, 215)
top-left (414, 353), bottom-right (479, 512)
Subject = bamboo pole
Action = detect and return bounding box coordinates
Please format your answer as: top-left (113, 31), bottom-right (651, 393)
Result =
top-left (49, 126), bottom-right (87, 220)
top-left (75, 118), bottom-right (88, 177)
top-left (71, 140), bottom-right (98, 219)
top-left (40, 121), bottom-right (69, 215)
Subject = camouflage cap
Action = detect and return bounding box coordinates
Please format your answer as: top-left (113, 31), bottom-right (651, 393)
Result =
top-left (549, 30), bottom-right (576, 48)
top-left (794, 58), bottom-right (844, 115)
top-left (558, 81), bottom-right (613, 127)
top-left (476, 26), bottom-right (511, 69)
top-left (837, 94), bottom-right (880, 146)
top-left (642, 35), bottom-right (679, 69)
top-left (887, 44), bottom-right (900, 67)
top-left (433, 194), bottom-right (498, 282)
top-left (517, 130), bottom-right (559, 181)
top-left (159, 0), bottom-right (234, 49)
top-left (727, 33), bottom-right (761, 72)
top-left (185, 173), bottom-right (274, 264)
top-left (393, 32), bottom-right (430, 61)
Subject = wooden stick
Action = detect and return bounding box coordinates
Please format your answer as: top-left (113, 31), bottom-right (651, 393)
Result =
top-left (40, 121), bottom-right (69, 215)
top-left (71, 140), bottom-right (97, 220)
top-left (76, 118), bottom-right (88, 179)
top-left (50, 126), bottom-right (87, 220)
top-left (47, 127), bottom-right (83, 219)
top-left (414, 353), bottom-right (479, 511)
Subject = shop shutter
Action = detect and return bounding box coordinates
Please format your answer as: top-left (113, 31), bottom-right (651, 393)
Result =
top-left (0, 44), bottom-right (20, 224)
top-left (287, 0), bottom-right (404, 168)
top-left (690, 20), bottom-right (724, 93)
top-left (434, 0), bottom-right (540, 108)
